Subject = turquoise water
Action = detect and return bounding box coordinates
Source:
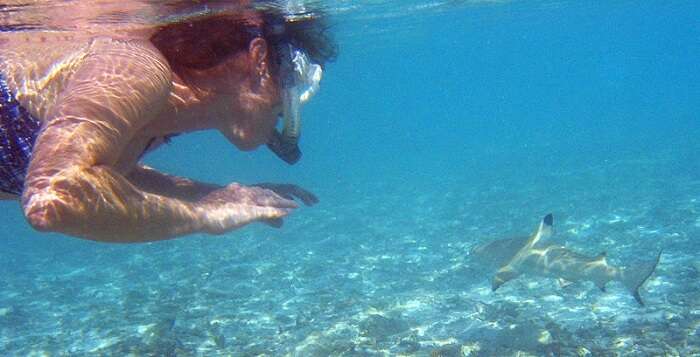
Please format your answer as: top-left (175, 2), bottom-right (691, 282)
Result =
top-left (1, 1), bottom-right (699, 355)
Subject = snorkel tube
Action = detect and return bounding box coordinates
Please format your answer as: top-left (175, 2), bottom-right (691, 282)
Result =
top-left (266, 0), bottom-right (323, 164)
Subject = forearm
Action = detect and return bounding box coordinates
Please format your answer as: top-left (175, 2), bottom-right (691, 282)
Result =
top-left (23, 165), bottom-right (205, 243)
top-left (127, 165), bottom-right (222, 202)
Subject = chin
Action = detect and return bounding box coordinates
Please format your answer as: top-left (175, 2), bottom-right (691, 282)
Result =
top-left (237, 143), bottom-right (260, 151)
top-left (232, 135), bottom-right (267, 151)
top-left (231, 139), bottom-right (258, 151)
top-left (221, 126), bottom-right (264, 151)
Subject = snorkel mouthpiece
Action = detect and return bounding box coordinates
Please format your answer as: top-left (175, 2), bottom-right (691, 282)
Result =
top-left (266, 0), bottom-right (323, 164)
top-left (267, 128), bottom-right (301, 164)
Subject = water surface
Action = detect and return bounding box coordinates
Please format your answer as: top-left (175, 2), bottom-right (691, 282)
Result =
top-left (1, 1), bottom-right (698, 355)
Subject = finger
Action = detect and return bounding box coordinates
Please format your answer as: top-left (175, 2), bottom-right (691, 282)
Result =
top-left (256, 185), bottom-right (295, 201)
top-left (252, 188), bottom-right (299, 209)
top-left (268, 195), bottom-right (299, 209)
top-left (256, 206), bottom-right (294, 220)
top-left (220, 206), bottom-right (292, 231)
top-left (291, 187), bottom-right (319, 206)
top-left (261, 218), bottom-right (284, 228)
top-left (280, 193), bottom-right (296, 201)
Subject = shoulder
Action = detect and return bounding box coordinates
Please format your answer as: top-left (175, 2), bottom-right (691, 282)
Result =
top-left (1, 34), bottom-right (173, 123)
top-left (80, 36), bottom-right (173, 92)
top-left (85, 36), bottom-right (168, 65)
top-left (0, 33), bottom-right (171, 85)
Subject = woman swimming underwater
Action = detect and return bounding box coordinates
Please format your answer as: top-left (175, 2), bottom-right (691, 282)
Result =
top-left (0, 0), bottom-right (336, 242)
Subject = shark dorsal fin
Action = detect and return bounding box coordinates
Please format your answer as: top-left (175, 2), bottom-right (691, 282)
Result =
top-left (491, 214), bottom-right (554, 291)
top-left (594, 252), bottom-right (607, 263)
top-left (526, 213), bottom-right (553, 249)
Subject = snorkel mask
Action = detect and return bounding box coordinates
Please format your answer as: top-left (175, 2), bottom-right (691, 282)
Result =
top-left (266, 1), bottom-right (323, 165)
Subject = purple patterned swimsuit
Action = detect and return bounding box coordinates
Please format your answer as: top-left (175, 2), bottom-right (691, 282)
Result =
top-left (0, 73), bottom-right (41, 195)
top-left (0, 72), bottom-right (176, 196)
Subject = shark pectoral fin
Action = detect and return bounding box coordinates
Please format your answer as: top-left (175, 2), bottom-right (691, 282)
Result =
top-left (558, 278), bottom-right (574, 288)
top-left (621, 251), bottom-right (662, 306)
top-left (492, 267), bottom-right (519, 291)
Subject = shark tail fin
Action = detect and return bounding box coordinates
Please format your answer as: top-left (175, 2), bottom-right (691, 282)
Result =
top-left (621, 251), bottom-right (662, 306)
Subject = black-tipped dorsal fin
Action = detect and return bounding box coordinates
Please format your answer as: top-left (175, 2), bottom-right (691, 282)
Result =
top-left (594, 252), bottom-right (607, 262)
top-left (543, 213), bottom-right (553, 226)
top-left (527, 213), bottom-right (554, 248)
top-left (497, 214), bottom-right (555, 287)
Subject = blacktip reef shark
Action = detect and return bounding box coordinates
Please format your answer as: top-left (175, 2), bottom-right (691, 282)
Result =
top-left (471, 214), bottom-right (661, 306)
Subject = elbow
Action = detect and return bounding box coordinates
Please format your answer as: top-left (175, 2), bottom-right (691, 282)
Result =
top-left (22, 187), bottom-right (148, 243)
top-left (22, 171), bottom-right (94, 235)
top-left (22, 193), bottom-right (67, 233)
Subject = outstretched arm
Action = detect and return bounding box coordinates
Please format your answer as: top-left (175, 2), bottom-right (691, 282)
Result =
top-left (21, 38), bottom-right (293, 243)
top-left (127, 165), bottom-right (321, 206)
top-left (127, 166), bottom-right (319, 229)
top-left (126, 165), bottom-right (221, 202)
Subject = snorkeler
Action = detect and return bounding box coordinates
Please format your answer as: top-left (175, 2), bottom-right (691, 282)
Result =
top-left (0, 1), bottom-right (336, 242)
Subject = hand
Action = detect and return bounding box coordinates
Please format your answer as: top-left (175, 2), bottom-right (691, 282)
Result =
top-left (196, 183), bottom-right (298, 234)
top-left (251, 183), bottom-right (319, 206)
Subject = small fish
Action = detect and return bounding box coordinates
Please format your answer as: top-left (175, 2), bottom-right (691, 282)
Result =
top-left (472, 214), bottom-right (661, 306)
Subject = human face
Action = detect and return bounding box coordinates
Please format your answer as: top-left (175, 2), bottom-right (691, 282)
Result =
top-left (186, 38), bottom-right (281, 150)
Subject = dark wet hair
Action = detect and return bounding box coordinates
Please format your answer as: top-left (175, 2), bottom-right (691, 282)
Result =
top-left (150, 5), bottom-right (337, 80)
